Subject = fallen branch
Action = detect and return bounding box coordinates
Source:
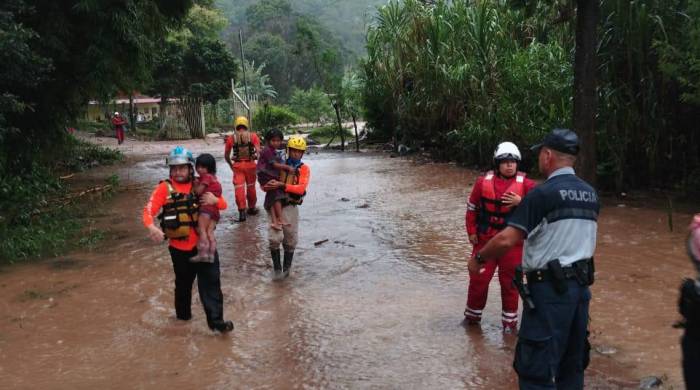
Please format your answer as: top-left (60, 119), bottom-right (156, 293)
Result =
top-left (314, 239), bottom-right (329, 247)
top-left (61, 185), bottom-right (113, 201)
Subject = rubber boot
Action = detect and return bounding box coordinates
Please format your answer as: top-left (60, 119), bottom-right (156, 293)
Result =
top-left (282, 251), bottom-right (294, 278)
top-left (247, 207), bottom-right (259, 215)
top-left (238, 209), bottom-right (247, 222)
top-left (211, 320), bottom-right (234, 333)
top-left (271, 249), bottom-right (283, 280)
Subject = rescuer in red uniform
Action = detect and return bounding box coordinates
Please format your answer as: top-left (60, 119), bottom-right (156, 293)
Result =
top-left (464, 142), bottom-right (536, 332)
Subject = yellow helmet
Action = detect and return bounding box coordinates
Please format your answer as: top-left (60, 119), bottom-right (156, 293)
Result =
top-left (287, 135), bottom-right (307, 151)
top-left (234, 116), bottom-right (249, 130)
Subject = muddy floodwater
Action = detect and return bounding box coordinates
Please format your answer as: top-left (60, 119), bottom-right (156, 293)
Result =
top-left (0, 137), bottom-right (694, 389)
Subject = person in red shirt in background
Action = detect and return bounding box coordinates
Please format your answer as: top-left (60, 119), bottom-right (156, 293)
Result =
top-left (143, 146), bottom-right (233, 333)
top-left (224, 116), bottom-right (261, 222)
top-left (464, 142), bottom-right (536, 332)
top-left (111, 112), bottom-right (126, 145)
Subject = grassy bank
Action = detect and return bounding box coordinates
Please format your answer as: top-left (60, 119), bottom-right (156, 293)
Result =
top-left (0, 137), bottom-right (122, 263)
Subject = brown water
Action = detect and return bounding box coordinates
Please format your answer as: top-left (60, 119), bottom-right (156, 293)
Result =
top-left (0, 137), bottom-right (692, 389)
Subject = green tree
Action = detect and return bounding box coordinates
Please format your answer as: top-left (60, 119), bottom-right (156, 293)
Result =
top-left (243, 33), bottom-right (290, 97)
top-left (234, 60), bottom-right (277, 100)
top-left (289, 87), bottom-right (333, 124)
top-left (340, 70), bottom-right (364, 151)
top-left (229, 0), bottom-right (346, 101)
top-left (572, 0), bottom-right (599, 185)
top-left (148, 2), bottom-right (237, 104)
top-left (1, 0), bottom-right (193, 173)
top-left (182, 37), bottom-right (237, 103)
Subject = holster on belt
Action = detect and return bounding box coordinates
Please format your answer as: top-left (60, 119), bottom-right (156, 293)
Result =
top-left (547, 259), bottom-right (569, 295)
top-left (514, 266), bottom-right (536, 310)
top-left (573, 257), bottom-right (595, 286)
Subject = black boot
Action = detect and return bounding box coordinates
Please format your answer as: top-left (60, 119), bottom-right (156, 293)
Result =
top-left (271, 249), bottom-right (282, 280)
top-left (282, 251), bottom-right (294, 278)
top-left (247, 207), bottom-right (259, 215)
top-left (211, 320), bottom-right (234, 333)
top-left (238, 209), bottom-right (247, 222)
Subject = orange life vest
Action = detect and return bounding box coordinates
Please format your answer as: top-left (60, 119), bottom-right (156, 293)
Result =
top-left (279, 164), bottom-right (306, 206)
top-left (158, 180), bottom-right (199, 240)
top-left (230, 130), bottom-right (257, 162)
top-left (478, 171), bottom-right (526, 234)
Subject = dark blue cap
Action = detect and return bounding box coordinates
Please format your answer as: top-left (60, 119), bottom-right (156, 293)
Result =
top-left (531, 128), bottom-right (580, 155)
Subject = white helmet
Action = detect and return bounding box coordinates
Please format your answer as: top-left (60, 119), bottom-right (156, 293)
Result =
top-left (494, 142), bottom-right (521, 161)
top-left (114, 112), bottom-right (120, 116)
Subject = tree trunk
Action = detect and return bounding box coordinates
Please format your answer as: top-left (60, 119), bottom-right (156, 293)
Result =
top-left (129, 94), bottom-right (136, 132)
top-left (159, 96), bottom-right (167, 129)
top-left (573, 0), bottom-right (599, 186)
top-left (352, 113), bottom-right (360, 152)
top-left (333, 102), bottom-right (345, 151)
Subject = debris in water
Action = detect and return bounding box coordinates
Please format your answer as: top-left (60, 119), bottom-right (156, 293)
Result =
top-left (594, 345), bottom-right (617, 355)
top-left (340, 197), bottom-right (350, 202)
top-left (356, 203), bottom-right (370, 209)
top-left (314, 239), bottom-right (329, 247)
top-left (639, 376), bottom-right (663, 389)
top-left (333, 240), bottom-right (356, 248)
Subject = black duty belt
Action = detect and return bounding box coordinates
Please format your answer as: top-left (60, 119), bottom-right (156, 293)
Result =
top-left (526, 258), bottom-right (592, 284)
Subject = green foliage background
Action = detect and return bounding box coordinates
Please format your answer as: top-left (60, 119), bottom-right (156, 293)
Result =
top-left (362, 0), bottom-right (700, 194)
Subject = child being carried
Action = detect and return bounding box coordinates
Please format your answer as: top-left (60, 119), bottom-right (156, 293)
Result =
top-left (192, 153), bottom-right (221, 262)
top-left (257, 129), bottom-right (295, 230)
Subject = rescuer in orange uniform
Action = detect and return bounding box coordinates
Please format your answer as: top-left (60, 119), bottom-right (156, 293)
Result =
top-left (261, 136), bottom-right (311, 280)
top-left (143, 146), bottom-right (234, 333)
top-left (464, 142), bottom-right (536, 332)
top-left (224, 116), bottom-right (261, 222)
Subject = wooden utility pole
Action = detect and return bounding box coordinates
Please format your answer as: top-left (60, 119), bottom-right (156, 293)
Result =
top-left (573, 0), bottom-right (599, 186)
top-left (238, 30), bottom-right (251, 121)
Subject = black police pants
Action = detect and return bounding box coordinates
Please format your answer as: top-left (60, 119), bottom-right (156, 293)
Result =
top-left (683, 328), bottom-right (700, 389)
top-left (514, 279), bottom-right (590, 390)
top-left (168, 246), bottom-right (224, 329)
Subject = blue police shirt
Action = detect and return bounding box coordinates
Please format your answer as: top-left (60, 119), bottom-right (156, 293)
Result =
top-left (507, 167), bottom-right (599, 271)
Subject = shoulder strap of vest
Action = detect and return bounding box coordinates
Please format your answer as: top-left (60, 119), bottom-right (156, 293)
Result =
top-left (510, 172), bottom-right (526, 196)
top-left (481, 171), bottom-right (496, 201)
top-left (160, 179), bottom-right (175, 199)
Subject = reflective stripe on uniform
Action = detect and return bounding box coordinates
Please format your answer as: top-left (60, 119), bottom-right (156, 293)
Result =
top-left (465, 307), bottom-right (483, 317)
top-left (502, 311), bottom-right (518, 323)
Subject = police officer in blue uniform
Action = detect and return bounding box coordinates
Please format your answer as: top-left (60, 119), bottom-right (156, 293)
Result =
top-left (470, 128), bottom-right (599, 389)
top-left (680, 215), bottom-right (700, 389)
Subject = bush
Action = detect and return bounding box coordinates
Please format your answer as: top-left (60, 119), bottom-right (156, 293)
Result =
top-left (289, 87), bottom-right (334, 123)
top-left (74, 119), bottom-right (110, 133)
top-left (59, 137), bottom-right (123, 172)
top-left (0, 138), bottom-right (122, 262)
top-left (0, 165), bottom-right (70, 261)
top-left (253, 104), bottom-right (300, 130)
top-left (310, 124), bottom-right (352, 140)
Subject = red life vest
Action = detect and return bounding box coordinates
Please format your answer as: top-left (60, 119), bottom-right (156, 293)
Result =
top-left (478, 171), bottom-right (526, 234)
